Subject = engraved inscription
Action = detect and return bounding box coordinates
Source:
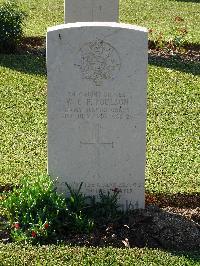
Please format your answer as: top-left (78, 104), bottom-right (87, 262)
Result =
top-left (65, 90), bottom-right (133, 120)
top-left (75, 39), bottom-right (121, 86)
top-left (56, 180), bottom-right (143, 210)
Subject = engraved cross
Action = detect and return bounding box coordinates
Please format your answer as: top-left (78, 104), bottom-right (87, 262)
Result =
top-left (80, 123), bottom-right (114, 173)
top-left (80, 123), bottom-right (114, 148)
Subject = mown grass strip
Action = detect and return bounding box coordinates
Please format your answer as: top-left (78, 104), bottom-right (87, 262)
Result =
top-left (0, 0), bottom-right (199, 43)
top-left (0, 55), bottom-right (199, 193)
top-left (0, 244), bottom-right (200, 266)
top-left (146, 65), bottom-right (200, 193)
top-left (0, 55), bottom-right (47, 185)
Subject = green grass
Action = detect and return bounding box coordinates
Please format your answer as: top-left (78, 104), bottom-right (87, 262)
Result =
top-left (146, 65), bottom-right (200, 193)
top-left (120, 0), bottom-right (200, 44)
top-left (0, 0), bottom-right (64, 37)
top-left (0, 0), bottom-right (199, 43)
top-left (0, 55), bottom-right (199, 193)
top-left (0, 0), bottom-right (200, 264)
top-left (0, 244), bottom-right (200, 265)
top-left (0, 55), bottom-right (47, 185)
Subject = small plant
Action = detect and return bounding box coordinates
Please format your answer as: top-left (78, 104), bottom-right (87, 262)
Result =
top-left (65, 182), bottom-right (94, 233)
top-left (0, 1), bottom-right (27, 53)
top-left (92, 188), bottom-right (122, 224)
top-left (149, 16), bottom-right (188, 53)
top-left (65, 182), bottom-right (86, 213)
top-left (154, 32), bottom-right (166, 50)
top-left (2, 179), bottom-right (123, 242)
top-left (1, 175), bottom-right (68, 243)
top-left (68, 211), bottom-right (94, 233)
top-left (168, 17), bottom-right (188, 51)
top-left (65, 183), bottom-right (122, 232)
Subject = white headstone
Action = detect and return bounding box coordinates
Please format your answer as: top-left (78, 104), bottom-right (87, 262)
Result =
top-left (65, 0), bottom-right (119, 23)
top-left (47, 22), bottom-right (148, 210)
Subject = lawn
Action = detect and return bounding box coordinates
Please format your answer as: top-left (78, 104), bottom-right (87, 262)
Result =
top-left (0, 245), bottom-right (200, 265)
top-left (0, 0), bottom-right (200, 264)
top-left (0, 55), bottom-right (199, 193)
top-left (0, 0), bottom-right (199, 43)
top-left (120, 0), bottom-right (200, 44)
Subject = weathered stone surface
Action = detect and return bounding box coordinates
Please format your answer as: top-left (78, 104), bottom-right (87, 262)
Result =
top-left (47, 22), bottom-right (148, 210)
top-left (65, 0), bottom-right (119, 23)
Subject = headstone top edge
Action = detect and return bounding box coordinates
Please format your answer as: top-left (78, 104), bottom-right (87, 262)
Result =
top-left (47, 22), bottom-right (148, 33)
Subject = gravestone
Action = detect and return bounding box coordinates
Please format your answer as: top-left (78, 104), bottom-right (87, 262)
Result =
top-left (64, 0), bottom-right (119, 23)
top-left (47, 22), bottom-right (148, 210)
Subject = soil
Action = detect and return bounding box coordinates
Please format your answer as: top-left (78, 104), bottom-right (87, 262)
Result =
top-left (61, 205), bottom-right (200, 251)
top-left (0, 38), bottom-right (199, 251)
top-left (15, 37), bottom-right (200, 63)
top-left (148, 40), bottom-right (200, 63)
top-left (1, 194), bottom-right (200, 251)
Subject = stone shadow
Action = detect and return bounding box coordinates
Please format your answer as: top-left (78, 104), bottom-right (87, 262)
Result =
top-left (172, 0), bottom-right (200, 2)
top-left (125, 206), bottom-right (200, 251)
top-left (1, 53), bottom-right (199, 77)
top-left (145, 192), bottom-right (200, 208)
top-left (0, 54), bottom-right (46, 76)
top-left (1, 36), bottom-right (199, 77)
top-left (169, 250), bottom-right (200, 265)
top-left (46, 205), bottom-right (200, 252)
top-left (148, 53), bottom-right (200, 76)
top-left (1, 188), bottom-right (200, 254)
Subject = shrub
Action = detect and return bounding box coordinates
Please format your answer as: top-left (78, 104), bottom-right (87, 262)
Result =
top-left (65, 183), bottom-right (122, 231)
top-left (93, 188), bottom-right (122, 223)
top-left (65, 182), bottom-right (95, 233)
top-left (1, 175), bottom-right (68, 244)
top-left (1, 176), bottom-right (122, 243)
top-left (0, 1), bottom-right (26, 53)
